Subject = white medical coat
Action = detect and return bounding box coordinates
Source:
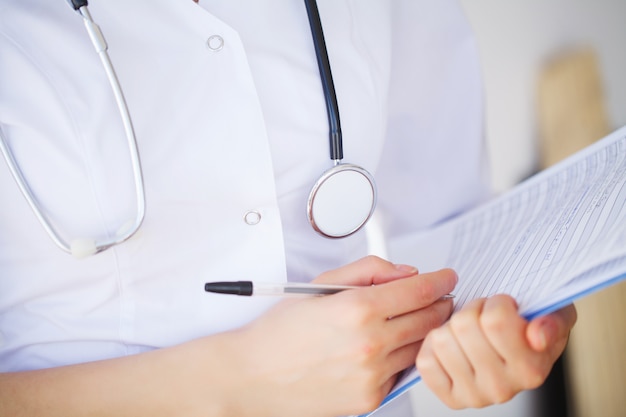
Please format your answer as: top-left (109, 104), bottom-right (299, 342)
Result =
top-left (0, 0), bottom-right (490, 414)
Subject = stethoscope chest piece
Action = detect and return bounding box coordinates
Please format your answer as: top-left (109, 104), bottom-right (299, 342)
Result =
top-left (307, 163), bottom-right (377, 238)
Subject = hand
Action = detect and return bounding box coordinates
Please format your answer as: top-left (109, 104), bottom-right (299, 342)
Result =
top-left (416, 294), bottom-right (577, 409)
top-left (229, 256), bottom-right (457, 417)
top-left (0, 257), bottom-right (455, 417)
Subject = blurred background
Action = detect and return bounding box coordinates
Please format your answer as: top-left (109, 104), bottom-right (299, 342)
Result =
top-left (408, 1), bottom-right (626, 416)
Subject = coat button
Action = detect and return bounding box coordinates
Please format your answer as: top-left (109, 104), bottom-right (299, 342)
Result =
top-left (243, 210), bottom-right (261, 225)
top-left (206, 35), bottom-right (224, 51)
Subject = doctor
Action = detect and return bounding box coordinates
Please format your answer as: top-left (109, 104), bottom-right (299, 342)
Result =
top-left (0, 1), bottom-right (575, 416)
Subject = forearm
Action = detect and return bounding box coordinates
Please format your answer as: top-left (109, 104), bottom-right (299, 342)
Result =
top-left (0, 334), bottom-right (239, 417)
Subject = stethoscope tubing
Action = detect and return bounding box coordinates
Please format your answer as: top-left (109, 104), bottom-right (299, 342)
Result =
top-left (0, 3), bottom-right (146, 256)
top-left (1, 0), bottom-right (376, 255)
top-left (77, 5), bottom-right (146, 248)
top-left (303, 0), bottom-right (343, 163)
top-left (0, 126), bottom-right (73, 253)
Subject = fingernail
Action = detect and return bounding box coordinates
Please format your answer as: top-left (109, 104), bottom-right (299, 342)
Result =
top-left (394, 264), bottom-right (418, 274)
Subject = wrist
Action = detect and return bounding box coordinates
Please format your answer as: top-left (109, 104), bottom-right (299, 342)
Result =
top-left (160, 333), bottom-right (244, 417)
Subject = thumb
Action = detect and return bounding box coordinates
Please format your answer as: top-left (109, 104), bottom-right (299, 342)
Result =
top-left (527, 304), bottom-right (578, 352)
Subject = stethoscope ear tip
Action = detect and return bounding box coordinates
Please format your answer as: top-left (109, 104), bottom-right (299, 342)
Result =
top-left (71, 238), bottom-right (98, 259)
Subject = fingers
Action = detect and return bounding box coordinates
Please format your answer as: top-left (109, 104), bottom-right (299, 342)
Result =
top-left (441, 299), bottom-right (504, 381)
top-left (370, 298), bottom-right (453, 378)
top-left (314, 265), bottom-right (456, 396)
top-left (313, 255), bottom-right (419, 287)
top-left (313, 277), bottom-right (454, 361)
top-left (315, 255), bottom-right (456, 320)
top-left (418, 294), bottom-right (572, 409)
top-left (526, 304), bottom-right (577, 352)
top-left (418, 298), bottom-right (513, 408)
top-left (383, 342), bottom-right (422, 383)
top-left (480, 297), bottom-right (569, 387)
top-left (368, 268), bottom-right (457, 318)
top-left (478, 295), bottom-right (529, 362)
top-left (386, 298), bottom-right (454, 347)
top-left (305, 257), bottom-right (462, 409)
top-left (322, 268), bottom-right (456, 330)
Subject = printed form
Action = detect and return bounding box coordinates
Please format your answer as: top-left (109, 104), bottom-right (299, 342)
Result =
top-left (361, 126), bottom-right (626, 416)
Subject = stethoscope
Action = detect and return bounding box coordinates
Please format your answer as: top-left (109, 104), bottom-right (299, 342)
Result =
top-left (0, 0), bottom-right (377, 258)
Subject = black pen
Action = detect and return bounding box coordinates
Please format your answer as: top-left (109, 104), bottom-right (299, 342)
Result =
top-left (204, 280), bottom-right (455, 299)
top-left (204, 281), bottom-right (359, 297)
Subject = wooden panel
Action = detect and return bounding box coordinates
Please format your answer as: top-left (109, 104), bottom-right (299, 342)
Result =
top-left (537, 47), bottom-right (626, 417)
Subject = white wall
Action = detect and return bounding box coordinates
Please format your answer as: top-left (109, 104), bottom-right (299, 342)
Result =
top-left (461, 0), bottom-right (626, 193)
top-left (409, 1), bottom-right (626, 416)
